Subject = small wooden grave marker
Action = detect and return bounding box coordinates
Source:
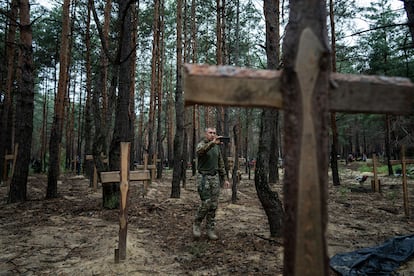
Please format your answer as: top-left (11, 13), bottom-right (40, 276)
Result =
top-left (134, 154), bottom-right (157, 186)
top-left (371, 154), bottom-right (381, 193)
top-left (99, 143), bottom-right (150, 262)
top-left (3, 144), bottom-right (18, 185)
top-left (390, 146), bottom-right (413, 218)
top-left (2, 144), bottom-right (18, 182)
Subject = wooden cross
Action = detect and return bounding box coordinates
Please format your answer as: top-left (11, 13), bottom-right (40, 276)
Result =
top-left (99, 142), bottom-right (151, 262)
top-left (183, 29), bottom-right (414, 275)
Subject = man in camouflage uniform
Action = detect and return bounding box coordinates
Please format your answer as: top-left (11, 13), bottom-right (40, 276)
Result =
top-left (193, 127), bottom-right (230, 240)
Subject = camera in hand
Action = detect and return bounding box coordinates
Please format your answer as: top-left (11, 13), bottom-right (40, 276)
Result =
top-left (218, 136), bottom-right (231, 143)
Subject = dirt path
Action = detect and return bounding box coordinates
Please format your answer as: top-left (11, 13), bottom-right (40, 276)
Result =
top-left (0, 164), bottom-right (413, 275)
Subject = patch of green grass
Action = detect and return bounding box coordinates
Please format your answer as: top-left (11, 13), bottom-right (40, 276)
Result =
top-left (358, 163), bottom-right (401, 174)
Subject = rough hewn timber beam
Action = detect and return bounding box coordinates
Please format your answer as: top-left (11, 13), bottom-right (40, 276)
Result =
top-left (183, 64), bottom-right (414, 115)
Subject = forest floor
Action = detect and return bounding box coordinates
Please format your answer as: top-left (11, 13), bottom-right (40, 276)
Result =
top-left (1, 161), bottom-right (414, 275)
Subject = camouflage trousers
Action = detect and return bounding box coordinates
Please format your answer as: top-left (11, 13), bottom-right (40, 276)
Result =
top-left (194, 174), bottom-right (221, 230)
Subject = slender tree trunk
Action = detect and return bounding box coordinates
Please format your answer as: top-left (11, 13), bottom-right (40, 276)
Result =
top-left (403, 0), bottom-right (414, 47)
top-left (47, 0), bottom-right (71, 198)
top-left (171, 0), bottom-right (184, 198)
top-left (190, 0), bottom-right (197, 176)
top-left (385, 115), bottom-right (394, 175)
top-left (232, 124), bottom-right (240, 203)
top-left (136, 80), bottom-right (145, 164)
top-left (83, 0), bottom-right (93, 177)
top-left (8, 0), bottom-right (34, 203)
top-left (148, 0), bottom-right (161, 163)
top-left (254, 0), bottom-right (284, 237)
top-left (91, 0), bottom-right (111, 179)
top-left (40, 86), bottom-right (48, 172)
top-left (0, 0), bottom-right (18, 182)
top-left (167, 72), bottom-right (174, 169)
top-left (106, 0), bottom-right (134, 209)
top-left (264, 0), bottom-right (280, 185)
top-left (130, 0), bottom-right (138, 168)
top-left (156, 0), bottom-right (165, 178)
top-left (329, 0), bottom-right (340, 186)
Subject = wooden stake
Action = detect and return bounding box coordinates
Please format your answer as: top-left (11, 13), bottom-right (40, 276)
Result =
top-left (401, 146), bottom-right (410, 218)
top-left (93, 165), bottom-right (98, 191)
top-left (118, 142), bottom-right (130, 261)
top-left (371, 154), bottom-right (381, 193)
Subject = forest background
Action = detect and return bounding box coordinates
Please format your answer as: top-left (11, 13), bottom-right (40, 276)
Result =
top-left (0, 0), bottom-right (414, 208)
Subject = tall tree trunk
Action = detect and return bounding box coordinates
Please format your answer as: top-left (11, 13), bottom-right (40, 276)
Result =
top-left (190, 0), bottom-right (198, 176)
top-left (254, 0), bottom-right (283, 237)
top-left (83, 0), bottom-right (93, 177)
top-left (171, 0), bottom-right (184, 198)
top-left (8, 0), bottom-right (34, 203)
top-left (167, 71), bottom-right (174, 169)
top-left (244, 109), bottom-right (251, 175)
top-left (130, 0), bottom-right (138, 168)
top-left (0, 0), bottom-right (18, 182)
top-left (91, 0), bottom-right (112, 178)
top-left (47, 0), bottom-right (71, 199)
top-left (282, 0), bottom-right (330, 274)
top-left (136, 80), bottom-right (145, 164)
top-left (403, 0), bottom-right (414, 47)
top-left (156, 0), bottom-right (165, 179)
top-left (40, 85), bottom-right (49, 172)
top-left (148, 0), bottom-right (161, 163)
top-left (106, 0), bottom-right (134, 209)
top-left (232, 124), bottom-right (240, 203)
top-left (329, 0), bottom-right (340, 186)
top-left (264, 0), bottom-right (280, 184)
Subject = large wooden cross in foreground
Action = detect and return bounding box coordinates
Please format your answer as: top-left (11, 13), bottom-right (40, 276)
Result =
top-left (183, 29), bottom-right (414, 276)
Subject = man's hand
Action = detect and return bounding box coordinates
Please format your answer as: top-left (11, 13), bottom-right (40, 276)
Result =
top-left (213, 136), bottom-right (223, 145)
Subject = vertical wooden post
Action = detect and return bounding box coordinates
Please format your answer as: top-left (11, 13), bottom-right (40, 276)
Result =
top-left (3, 149), bottom-right (10, 182)
top-left (93, 165), bottom-right (98, 191)
top-left (117, 142), bottom-right (130, 262)
top-left (371, 154), bottom-right (381, 192)
top-left (152, 154), bottom-right (157, 181)
top-left (9, 144), bottom-right (18, 181)
top-left (143, 154), bottom-right (149, 190)
top-left (401, 146), bottom-right (410, 218)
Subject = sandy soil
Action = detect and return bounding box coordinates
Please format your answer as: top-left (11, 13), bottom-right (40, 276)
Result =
top-left (0, 162), bottom-right (413, 275)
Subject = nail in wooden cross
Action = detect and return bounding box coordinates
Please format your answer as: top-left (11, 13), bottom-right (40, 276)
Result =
top-left (183, 28), bottom-right (414, 275)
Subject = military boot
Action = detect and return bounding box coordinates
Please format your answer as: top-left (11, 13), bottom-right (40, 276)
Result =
top-left (193, 223), bottom-right (201, 238)
top-left (207, 229), bottom-right (218, 240)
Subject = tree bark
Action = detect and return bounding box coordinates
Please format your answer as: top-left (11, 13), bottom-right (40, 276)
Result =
top-left (8, 0), bottom-right (34, 203)
top-left (171, 0), bottom-right (184, 198)
top-left (0, 0), bottom-right (18, 182)
top-left (385, 115), bottom-right (394, 176)
top-left (232, 124), bottom-right (240, 203)
top-left (107, 0), bottom-right (135, 208)
top-left (148, 0), bottom-right (161, 164)
top-left (329, 0), bottom-right (340, 186)
top-left (403, 0), bottom-right (414, 47)
top-left (254, 0), bottom-right (284, 237)
top-left (156, 0), bottom-right (165, 179)
top-left (47, 0), bottom-right (71, 199)
top-left (83, 0), bottom-right (93, 179)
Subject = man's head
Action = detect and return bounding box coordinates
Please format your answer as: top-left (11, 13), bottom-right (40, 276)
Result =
top-left (205, 127), bottom-right (217, 141)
